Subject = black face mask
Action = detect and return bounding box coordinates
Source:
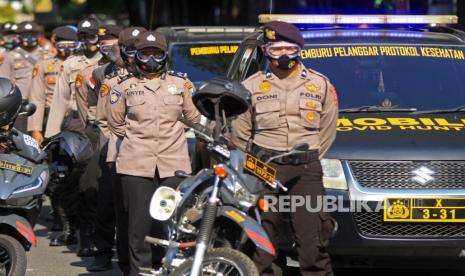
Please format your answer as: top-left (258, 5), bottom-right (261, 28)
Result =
top-left (275, 55), bottom-right (299, 70)
top-left (83, 40), bottom-right (98, 53)
top-left (19, 35), bottom-right (39, 49)
top-left (4, 37), bottom-right (19, 50)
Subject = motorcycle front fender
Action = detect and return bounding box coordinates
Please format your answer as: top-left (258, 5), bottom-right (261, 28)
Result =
top-left (217, 206), bottom-right (276, 256)
top-left (0, 214), bottom-right (36, 249)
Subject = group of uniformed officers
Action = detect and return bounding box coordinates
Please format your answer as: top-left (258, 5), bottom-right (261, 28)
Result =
top-left (0, 17), bottom-right (338, 276)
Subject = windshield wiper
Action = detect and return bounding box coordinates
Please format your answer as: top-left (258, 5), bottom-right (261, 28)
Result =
top-left (339, 106), bottom-right (417, 113)
top-left (413, 106), bottom-right (465, 115)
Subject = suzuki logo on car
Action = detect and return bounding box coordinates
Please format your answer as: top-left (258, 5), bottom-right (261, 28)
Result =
top-left (412, 166), bottom-right (435, 185)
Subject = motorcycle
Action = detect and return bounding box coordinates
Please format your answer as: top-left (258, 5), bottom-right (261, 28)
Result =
top-left (0, 103), bottom-right (48, 276)
top-left (0, 101), bottom-right (93, 276)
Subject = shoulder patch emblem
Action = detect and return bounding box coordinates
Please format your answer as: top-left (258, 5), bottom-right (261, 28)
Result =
top-left (329, 84), bottom-right (339, 107)
top-left (110, 89), bottom-right (121, 104)
top-left (0, 55), bottom-right (4, 65)
top-left (184, 82), bottom-right (194, 93)
top-left (75, 74), bottom-right (83, 88)
top-left (305, 84), bottom-right (320, 93)
top-left (32, 64), bottom-right (39, 78)
top-left (259, 80), bottom-right (272, 93)
top-left (100, 83), bottom-right (110, 97)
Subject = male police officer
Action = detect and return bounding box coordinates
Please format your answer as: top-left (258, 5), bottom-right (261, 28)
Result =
top-left (88, 26), bottom-right (145, 273)
top-left (231, 21), bottom-right (338, 276)
top-left (108, 31), bottom-right (200, 276)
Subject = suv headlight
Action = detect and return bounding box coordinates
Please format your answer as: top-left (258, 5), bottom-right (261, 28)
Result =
top-left (321, 159), bottom-right (348, 190)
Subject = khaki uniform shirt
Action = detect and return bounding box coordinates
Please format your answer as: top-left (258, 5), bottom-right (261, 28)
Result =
top-left (44, 52), bottom-right (101, 138)
top-left (27, 57), bottom-right (62, 132)
top-left (96, 65), bottom-right (128, 154)
top-left (75, 62), bottom-right (102, 125)
top-left (231, 64), bottom-right (339, 159)
top-left (108, 73), bottom-right (201, 178)
top-left (0, 46), bottom-right (51, 99)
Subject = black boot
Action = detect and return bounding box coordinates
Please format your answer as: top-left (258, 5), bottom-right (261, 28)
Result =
top-left (50, 196), bottom-right (63, 232)
top-left (49, 208), bottom-right (77, 246)
top-left (87, 253), bottom-right (112, 271)
top-left (77, 225), bottom-right (96, 257)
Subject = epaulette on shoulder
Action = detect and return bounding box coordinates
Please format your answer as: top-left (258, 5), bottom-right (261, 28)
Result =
top-left (118, 74), bottom-right (134, 85)
top-left (167, 70), bottom-right (188, 79)
top-left (306, 68), bottom-right (329, 81)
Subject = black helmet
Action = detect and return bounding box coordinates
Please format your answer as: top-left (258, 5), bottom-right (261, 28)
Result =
top-left (193, 77), bottom-right (251, 120)
top-left (0, 78), bottom-right (22, 128)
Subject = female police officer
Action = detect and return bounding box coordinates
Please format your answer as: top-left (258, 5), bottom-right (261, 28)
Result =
top-left (108, 31), bottom-right (200, 276)
top-left (232, 21), bottom-right (338, 276)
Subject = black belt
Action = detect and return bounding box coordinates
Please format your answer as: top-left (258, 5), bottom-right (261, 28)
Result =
top-left (250, 144), bottom-right (319, 165)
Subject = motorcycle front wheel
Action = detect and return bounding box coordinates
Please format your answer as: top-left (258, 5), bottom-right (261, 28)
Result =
top-left (171, 247), bottom-right (258, 276)
top-left (0, 234), bottom-right (26, 276)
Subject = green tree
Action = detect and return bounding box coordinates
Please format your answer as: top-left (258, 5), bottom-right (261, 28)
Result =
top-left (0, 4), bottom-right (15, 22)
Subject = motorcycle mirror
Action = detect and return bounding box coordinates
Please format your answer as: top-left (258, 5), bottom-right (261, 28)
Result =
top-left (175, 170), bottom-right (190, 179)
top-left (18, 103), bottom-right (36, 117)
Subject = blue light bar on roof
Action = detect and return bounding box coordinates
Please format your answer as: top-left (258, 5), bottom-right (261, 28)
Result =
top-left (259, 14), bottom-right (457, 25)
top-left (301, 31), bottom-right (424, 39)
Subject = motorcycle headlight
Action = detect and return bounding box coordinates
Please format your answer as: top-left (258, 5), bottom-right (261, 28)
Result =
top-left (321, 159), bottom-right (348, 190)
top-left (12, 170), bottom-right (48, 195)
top-left (233, 181), bottom-right (260, 209)
top-left (150, 186), bottom-right (181, 221)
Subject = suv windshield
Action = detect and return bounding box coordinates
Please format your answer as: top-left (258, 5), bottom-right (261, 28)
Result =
top-left (170, 43), bottom-right (239, 88)
top-left (301, 44), bottom-right (465, 110)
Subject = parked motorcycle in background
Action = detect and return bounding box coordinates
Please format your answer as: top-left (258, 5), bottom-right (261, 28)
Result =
top-left (0, 77), bottom-right (94, 276)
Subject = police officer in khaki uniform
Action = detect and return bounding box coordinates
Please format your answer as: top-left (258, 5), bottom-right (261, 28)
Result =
top-left (0, 21), bottom-right (51, 100)
top-left (69, 23), bottom-right (122, 271)
top-left (231, 21), bottom-right (338, 276)
top-left (0, 22), bottom-right (19, 54)
top-left (45, 18), bottom-right (102, 254)
top-left (45, 18), bottom-right (102, 138)
top-left (0, 21), bottom-right (51, 132)
top-left (27, 25), bottom-right (81, 234)
top-left (28, 26), bottom-right (81, 144)
top-left (108, 31), bottom-right (200, 276)
top-left (87, 26), bottom-right (145, 273)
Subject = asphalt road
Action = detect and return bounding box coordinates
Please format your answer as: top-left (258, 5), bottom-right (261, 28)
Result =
top-left (26, 202), bottom-right (120, 276)
top-left (25, 201), bottom-right (465, 276)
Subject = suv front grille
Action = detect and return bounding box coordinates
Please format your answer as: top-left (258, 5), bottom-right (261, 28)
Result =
top-left (354, 211), bottom-right (465, 238)
top-left (349, 161), bottom-right (465, 189)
